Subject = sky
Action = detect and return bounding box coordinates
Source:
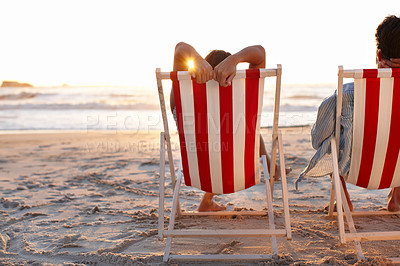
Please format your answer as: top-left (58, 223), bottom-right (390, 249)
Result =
top-left (0, 0), bottom-right (399, 87)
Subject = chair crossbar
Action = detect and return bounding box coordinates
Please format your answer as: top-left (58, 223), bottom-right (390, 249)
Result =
top-left (330, 210), bottom-right (400, 217)
top-left (169, 254), bottom-right (275, 261)
top-left (158, 69), bottom-right (279, 80)
top-left (164, 229), bottom-right (286, 238)
top-left (389, 258), bottom-right (400, 263)
top-left (180, 210), bottom-right (268, 216)
top-left (345, 231), bottom-right (400, 242)
top-left (343, 68), bottom-right (398, 78)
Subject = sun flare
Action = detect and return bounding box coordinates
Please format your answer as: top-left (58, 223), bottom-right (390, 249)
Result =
top-left (188, 60), bottom-right (194, 70)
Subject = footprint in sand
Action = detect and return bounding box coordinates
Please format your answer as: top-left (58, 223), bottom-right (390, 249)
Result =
top-left (38, 144), bottom-right (53, 149)
top-left (1, 198), bottom-right (20, 208)
top-left (62, 147), bottom-right (79, 151)
top-left (139, 160), bottom-right (159, 171)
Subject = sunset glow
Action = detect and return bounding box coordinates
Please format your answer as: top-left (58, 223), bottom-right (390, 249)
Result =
top-left (188, 60), bottom-right (194, 70)
top-left (0, 0), bottom-right (398, 86)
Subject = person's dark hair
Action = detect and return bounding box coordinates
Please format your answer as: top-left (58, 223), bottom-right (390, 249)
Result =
top-left (375, 15), bottom-right (400, 60)
top-left (204, 50), bottom-right (231, 68)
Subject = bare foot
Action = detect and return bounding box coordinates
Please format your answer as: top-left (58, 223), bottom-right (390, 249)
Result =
top-left (387, 187), bottom-right (400, 212)
top-left (198, 193), bottom-right (226, 212)
top-left (324, 200), bottom-right (354, 213)
top-left (273, 165), bottom-right (292, 181)
top-left (198, 200), bottom-right (226, 212)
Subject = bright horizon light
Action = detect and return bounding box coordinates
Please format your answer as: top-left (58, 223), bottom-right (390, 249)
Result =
top-left (0, 0), bottom-right (398, 87)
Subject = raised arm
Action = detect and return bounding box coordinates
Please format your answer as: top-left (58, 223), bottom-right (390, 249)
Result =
top-left (173, 42), bottom-right (213, 83)
top-left (213, 45), bottom-right (265, 87)
top-left (170, 42), bottom-right (213, 113)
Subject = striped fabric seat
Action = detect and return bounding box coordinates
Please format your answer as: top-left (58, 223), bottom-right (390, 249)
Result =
top-left (348, 68), bottom-right (400, 189)
top-left (171, 69), bottom-right (265, 194)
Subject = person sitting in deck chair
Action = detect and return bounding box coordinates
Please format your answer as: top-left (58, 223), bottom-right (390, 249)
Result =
top-left (297, 15), bottom-right (400, 212)
top-left (170, 42), bottom-right (291, 211)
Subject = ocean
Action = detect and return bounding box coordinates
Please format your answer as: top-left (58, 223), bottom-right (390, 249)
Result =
top-left (0, 83), bottom-right (336, 132)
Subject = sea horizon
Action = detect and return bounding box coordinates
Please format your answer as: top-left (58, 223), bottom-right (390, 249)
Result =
top-left (0, 83), bottom-right (337, 131)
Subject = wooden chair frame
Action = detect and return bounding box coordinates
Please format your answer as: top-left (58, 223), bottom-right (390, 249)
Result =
top-left (156, 66), bottom-right (291, 262)
top-left (329, 66), bottom-right (400, 262)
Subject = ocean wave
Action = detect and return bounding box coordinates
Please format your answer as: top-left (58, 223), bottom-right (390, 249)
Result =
top-left (0, 92), bottom-right (40, 100)
top-left (263, 104), bottom-right (317, 112)
top-left (287, 95), bottom-right (324, 100)
top-left (108, 93), bottom-right (143, 98)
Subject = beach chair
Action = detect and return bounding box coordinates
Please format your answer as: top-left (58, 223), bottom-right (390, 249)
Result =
top-left (155, 66), bottom-right (291, 262)
top-left (329, 66), bottom-right (400, 261)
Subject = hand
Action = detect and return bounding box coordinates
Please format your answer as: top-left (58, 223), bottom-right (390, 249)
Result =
top-left (190, 56), bottom-right (213, 84)
top-left (213, 55), bottom-right (237, 87)
top-left (378, 58), bottom-right (400, 68)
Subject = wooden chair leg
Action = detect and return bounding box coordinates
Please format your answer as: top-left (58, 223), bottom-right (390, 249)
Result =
top-left (331, 138), bottom-right (346, 244)
top-left (163, 162), bottom-right (183, 262)
top-left (163, 237), bottom-right (172, 262)
top-left (339, 181), bottom-right (365, 260)
top-left (262, 155), bottom-right (278, 255)
top-left (269, 137), bottom-right (278, 197)
top-left (277, 132), bottom-right (292, 240)
top-left (328, 178), bottom-right (335, 217)
top-left (331, 137), bottom-right (364, 259)
top-left (159, 132), bottom-right (166, 240)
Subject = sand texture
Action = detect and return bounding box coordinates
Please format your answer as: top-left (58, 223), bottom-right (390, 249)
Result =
top-left (0, 127), bottom-right (399, 265)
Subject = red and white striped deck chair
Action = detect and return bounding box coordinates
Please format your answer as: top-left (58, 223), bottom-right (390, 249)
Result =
top-left (330, 66), bottom-right (400, 261)
top-left (156, 66), bottom-right (291, 262)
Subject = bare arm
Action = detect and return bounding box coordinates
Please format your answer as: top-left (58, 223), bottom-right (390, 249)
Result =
top-left (170, 42), bottom-right (213, 112)
top-left (214, 45), bottom-right (265, 87)
top-left (173, 42), bottom-right (213, 82)
top-left (378, 58), bottom-right (400, 68)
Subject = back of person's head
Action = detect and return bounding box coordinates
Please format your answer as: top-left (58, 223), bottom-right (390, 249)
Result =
top-left (205, 50), bottom-right (231, 69)
top-left (376, 15), bottom-right (400, 60)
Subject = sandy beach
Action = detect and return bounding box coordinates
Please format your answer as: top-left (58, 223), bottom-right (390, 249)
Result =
top-left (0, 126), bottom-right (399, 265)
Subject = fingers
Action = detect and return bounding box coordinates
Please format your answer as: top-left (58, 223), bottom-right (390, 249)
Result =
top-left (214, 70), bottom-right (228, 87)
top-left (390, 58), bottom-right (400, 68)
top-left (226, 73), bottom-right (235, 87)
top-left (212, 56), bottom-right (238, 87)
top-left (208, 70), bottom-right (213, 81)
top-left (218, 73), bottom-right (234, 87)
top-left (214, 66), bottom-right (236, 87)
top-left (193, 60), bottom-right (213, 84)
top-left (378, 59), bottom-right (390, 68)
top-left (379, 58), bottom-right (400, 68)
top-left (195, 69), bottom-right (213, 83)
top-left (188, 69), bottom-right (195, 79)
